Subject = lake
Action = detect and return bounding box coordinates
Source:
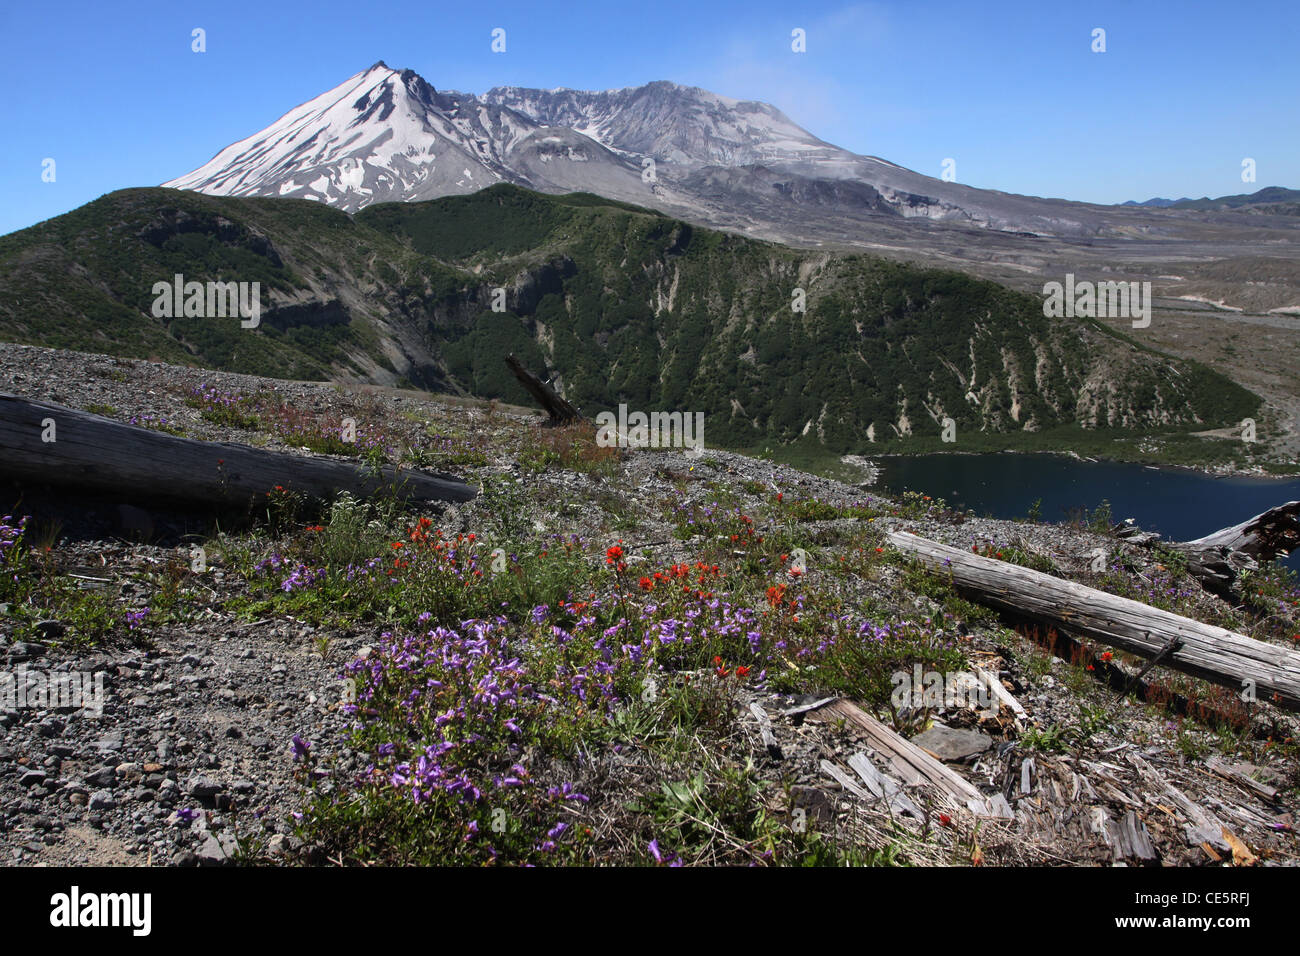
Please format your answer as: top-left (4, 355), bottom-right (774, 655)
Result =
top-left (875, 453), bottom-right (1300, 570)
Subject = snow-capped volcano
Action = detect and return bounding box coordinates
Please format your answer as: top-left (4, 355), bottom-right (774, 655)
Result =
top-left (163, 62), bottom-right (1152, 242)
top-left (167, 62), bottom-right (694, 212)
top-left (163, 62), bottom-right (940, 216)
top-left (167, 63), bottom-right (518, 207)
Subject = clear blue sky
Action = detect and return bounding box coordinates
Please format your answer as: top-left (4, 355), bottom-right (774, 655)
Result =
top-left (1, 0), bottom-right (1296, 236)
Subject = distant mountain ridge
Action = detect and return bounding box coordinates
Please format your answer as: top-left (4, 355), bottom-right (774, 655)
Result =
top-left (1120, 187), bottom-right (1300, 210)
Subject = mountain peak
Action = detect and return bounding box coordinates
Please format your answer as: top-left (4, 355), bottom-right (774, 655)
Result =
top-left (162, 64), bottom-right (1051, 239)
top-left (163, 65), bottom-right (859, 213)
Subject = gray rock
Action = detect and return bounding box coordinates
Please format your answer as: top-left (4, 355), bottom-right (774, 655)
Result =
top-left (85, 767), bottom-right (117, 787)
top-left (19, 770), bottom-right (48, 787)
top-left (37, 717), bottom-right (65, 737)
top-left (195, 832), bottom-right (238, 866)
top-left (88, 790), bottom-right (116, 810)
top-left (94, 732), bottom-right (124, 752)
top-left (186, 774), bottom-right (221, 798)
top-left (911, 724), bottom-right (993, 763)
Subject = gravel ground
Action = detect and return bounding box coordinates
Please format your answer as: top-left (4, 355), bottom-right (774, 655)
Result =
top-left (1, 341), bottom-right (1297, 866)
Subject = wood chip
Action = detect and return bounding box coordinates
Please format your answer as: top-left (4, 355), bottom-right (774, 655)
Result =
top-left (971, 664), bottom-right (1027, 718)
top-left (847, 752), bottom-right (922, 819)
top-left (1128, 753), bottom-right (1231, 851)
top-left (820, 760), bottom-right (870, 800)
top-left (747, 702), bottom-right (783, 760)
top-left (1221, 828), bottom-right (1258, 866)
top-left (783, 696), bottom-right (838, 718)
top-left (809, 699), bottom-right (996, 815)
top-left (1204, 756), bottom-right (1280, 803)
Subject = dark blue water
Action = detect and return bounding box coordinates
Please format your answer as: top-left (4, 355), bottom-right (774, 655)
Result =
top-left (875, 453), bottom-right (1300, 570)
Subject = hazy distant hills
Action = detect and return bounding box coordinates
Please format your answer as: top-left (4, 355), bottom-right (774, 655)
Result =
top-left (1121, 187), bottom-right (1300, 213)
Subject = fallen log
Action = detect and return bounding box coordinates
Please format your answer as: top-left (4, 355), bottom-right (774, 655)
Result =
top-left (1177, 501), bottom-right (1300, 562)
top-left (1175, 501), bottom-right (1300, 597)
top-left (0, 393), bottom-right (476, 508)
top-left (1122, 502), bottom-right (1300, 598)
top-left (504, 354), bottom-right (583, 425)
top-left (887, 531), bottom-right (1300, 712)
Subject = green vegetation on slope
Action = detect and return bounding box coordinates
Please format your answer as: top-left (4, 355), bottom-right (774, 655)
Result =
top-left (0, 183), bottom-right (1263, 458)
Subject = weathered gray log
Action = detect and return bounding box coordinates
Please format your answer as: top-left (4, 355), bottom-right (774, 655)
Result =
top-left (1176, 501), bottom-right (1300, 597)
top-left (0, 393), bottom-right (476, 507)
top-left (1177, 501), bottom-right (1300, 561)
top-left (1127, 502), bottom-right (1300, 597)
top-left (504, 354), bottom-right (583, 424)
top-left (887, 530), bottom-right (1300, 712)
